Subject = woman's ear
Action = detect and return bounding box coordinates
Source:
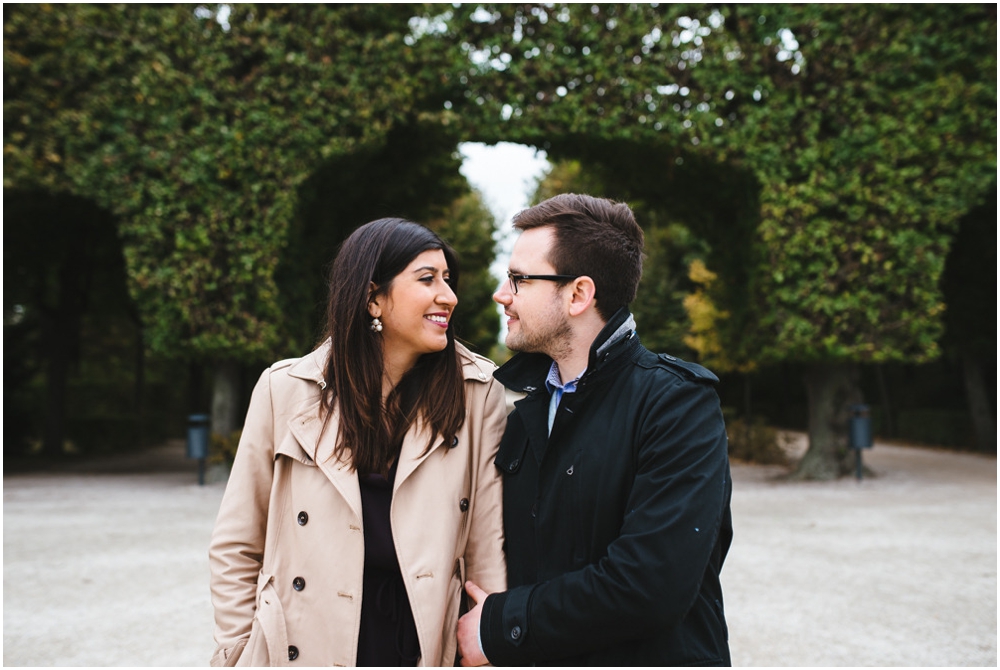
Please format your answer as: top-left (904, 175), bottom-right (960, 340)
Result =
top-left (367, 282), bottom-right (382, 318)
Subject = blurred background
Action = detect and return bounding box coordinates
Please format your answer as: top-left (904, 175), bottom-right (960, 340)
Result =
top-left (4, 3), bottom-right (995, 479)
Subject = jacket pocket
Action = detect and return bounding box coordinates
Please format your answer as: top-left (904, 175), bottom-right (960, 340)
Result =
top-left (211, 636), bottom-right (248, 667)
top-left (243, 572), bottom-right (289, 667)
top-left (235, 620), bottom-right (267, 667)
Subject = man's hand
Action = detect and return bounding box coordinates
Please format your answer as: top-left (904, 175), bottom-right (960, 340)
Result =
top-left (457, 580), bottom-right (490, 666)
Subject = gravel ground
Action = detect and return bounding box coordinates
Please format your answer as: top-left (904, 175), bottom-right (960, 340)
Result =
top-left (3, 435), bottom-right (996, 667)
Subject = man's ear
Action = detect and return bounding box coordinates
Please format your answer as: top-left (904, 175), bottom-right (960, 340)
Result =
top-left (567, 276), bottom-right (597, 317)
top-left (367, 282), bottom-right (382, 318)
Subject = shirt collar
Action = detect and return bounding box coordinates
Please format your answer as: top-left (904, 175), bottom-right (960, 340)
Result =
top-left (544, 360), bottom-right (585, 395)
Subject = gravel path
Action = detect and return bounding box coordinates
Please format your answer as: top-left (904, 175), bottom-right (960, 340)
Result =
top-left (3, 436), bottom-right (996, 666)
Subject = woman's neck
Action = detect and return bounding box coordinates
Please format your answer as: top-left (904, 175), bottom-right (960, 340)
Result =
top-left (381, 351), bottom-right (418, 402)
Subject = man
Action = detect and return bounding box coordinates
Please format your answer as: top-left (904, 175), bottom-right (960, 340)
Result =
top-left (457, 193), bottom-right (733, 666)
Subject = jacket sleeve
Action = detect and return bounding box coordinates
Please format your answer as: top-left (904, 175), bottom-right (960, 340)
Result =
top-left (480, 378), bottom-right (731, 665)
top-left (463, 376), bottom-right (508, 595)
top-left (208, 368), bottom-right (276, 666)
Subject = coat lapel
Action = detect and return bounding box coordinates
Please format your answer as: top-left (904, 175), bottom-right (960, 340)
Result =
top-left (287, 397), bottom-right (364, 523)
top-left (284, 393), bottom-right (445, 519)
top-left (394, 347), bottom-right (489, 489)
top-left (282, 339), bottom-right (489, 510)
top-left (394, 416), bottom-right (445, 492)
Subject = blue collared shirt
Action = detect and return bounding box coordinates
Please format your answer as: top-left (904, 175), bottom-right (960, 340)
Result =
top-left (545, 361), bottom-right (585, 436)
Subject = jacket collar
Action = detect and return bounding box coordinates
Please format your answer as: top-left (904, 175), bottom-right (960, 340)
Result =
top-left (284, 339), bottom-right (488, 509)
top-left (589, 307), bottom-right (637, 370)
top-left (494, 306), bottom-right (638, 393)
top-left (287, 341), bottom-right (329, 387)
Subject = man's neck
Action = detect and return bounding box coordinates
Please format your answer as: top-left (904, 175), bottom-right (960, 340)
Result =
top-left (550, 319), bottom-right (605, 384)
top-left (551, 353), bottom-right (587, 386)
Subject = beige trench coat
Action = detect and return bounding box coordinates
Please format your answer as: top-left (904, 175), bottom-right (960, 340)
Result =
top-left (209, 341), bottom-right (507, 667)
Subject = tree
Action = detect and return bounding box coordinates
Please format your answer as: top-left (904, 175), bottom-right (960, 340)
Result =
top-left (715, 5), bottom-right (996, 476)
top-left (5, 4), bottom-right (485, 442)
top-left (444, 4), bottom-right (996, 477)
top-left (6, 4), bottom-right (993, 474)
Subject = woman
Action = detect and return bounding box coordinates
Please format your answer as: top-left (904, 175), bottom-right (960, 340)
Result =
top-left (209, 218), bottom-right (507, 667)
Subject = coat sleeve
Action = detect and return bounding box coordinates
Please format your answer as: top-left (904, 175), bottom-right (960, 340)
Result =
top-left (480, 378), bottom-right (731, 665)
top-left (462, 376), bottom-right (508, 596)
top-left (208, 368), bottom-right (276, 666)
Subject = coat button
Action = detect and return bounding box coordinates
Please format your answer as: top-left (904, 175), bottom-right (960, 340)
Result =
top-left (297, 511), bottom-right (308, 525)
top-left (288, 646), bottom-right (299, 661)
top-left (292, 577), bottom-right (305, 591)
top-left (510, 626), bottom-right (522, 640)
top-left (508, 458), bottom-right (519, 472)
top-left (459, 498), bottom-right (469, 512)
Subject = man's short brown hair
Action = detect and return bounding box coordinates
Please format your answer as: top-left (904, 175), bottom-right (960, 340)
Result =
top-left (513, 193), bottom-right (644, 321)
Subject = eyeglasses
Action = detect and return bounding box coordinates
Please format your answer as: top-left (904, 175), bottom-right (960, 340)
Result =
top-left (506, 271), bottom-right (579, 295)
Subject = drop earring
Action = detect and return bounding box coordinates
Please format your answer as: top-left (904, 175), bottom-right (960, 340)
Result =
top-left (370, 317), bottom-right (383, 333)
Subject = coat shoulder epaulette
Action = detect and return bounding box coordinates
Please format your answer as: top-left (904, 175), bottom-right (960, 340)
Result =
top-left (468, 350), bottom-right (499, 372)
top-left (655, 353), bottom-right (719, 384)
top-left (458, 344), bottom-right (499, 382)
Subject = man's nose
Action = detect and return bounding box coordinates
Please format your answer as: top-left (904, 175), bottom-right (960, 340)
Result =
top-left (493, 281), bottom-right (512, 305)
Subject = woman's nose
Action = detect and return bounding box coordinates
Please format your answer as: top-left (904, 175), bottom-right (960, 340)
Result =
top-left (439, 282), bottom-right (458, 306)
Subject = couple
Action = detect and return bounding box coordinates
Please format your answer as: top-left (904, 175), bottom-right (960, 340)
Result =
top-left (208, 194), bottom-right (733, 667)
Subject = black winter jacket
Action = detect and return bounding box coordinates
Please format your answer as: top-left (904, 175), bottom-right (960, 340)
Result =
top-left (481, 309), bottom-right (733, 666)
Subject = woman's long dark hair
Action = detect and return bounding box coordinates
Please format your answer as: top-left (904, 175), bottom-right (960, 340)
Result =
top-left (320, 218), bottom-right (466, 475)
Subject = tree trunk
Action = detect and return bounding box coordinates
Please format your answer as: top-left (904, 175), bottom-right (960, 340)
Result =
top-left (211, 361), bottom-right (242, 438)
top-left (41, 334), bottom-right (70, 457)
top-left (133, 321), bottom-right (146, 447)
top-left (40, 254), bottom-right (87, 457)
top-left (743, 374), bottom-right (752, 446)
top-left (961, 351), bottom-right (995, 452)
top-left (792, 362), bottom-right (864, 480)
top-left (188, 362), bottom-right (205, 415)
top-left (874, 364), bottom-right (894, 438)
